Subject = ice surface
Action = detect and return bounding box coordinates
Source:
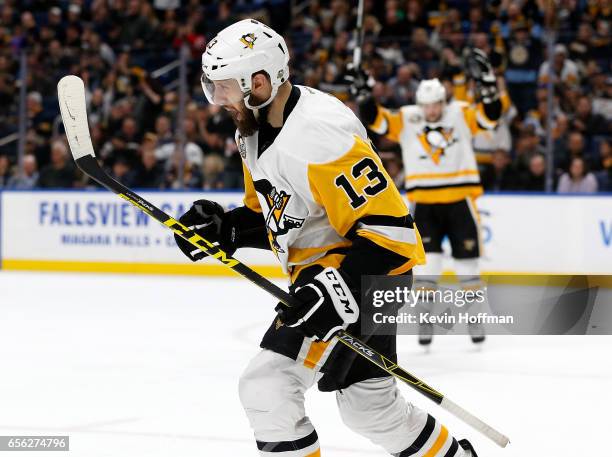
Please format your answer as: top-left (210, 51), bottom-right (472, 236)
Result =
top-left (0, 271), bottom-right (610, 456)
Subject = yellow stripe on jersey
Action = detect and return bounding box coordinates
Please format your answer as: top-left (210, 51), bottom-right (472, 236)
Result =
top-left (475, 152), bottom-right (493, 165)
top-left (500, 91), bottom-right (511, 113)
top-left (462, 103), bottom-right (493, 135)
top-left (308, 135), bottom-right (424, 268)
top-left (405, 169), bottom-right (480, 181)
top-left (370, 106), bottom-right (403, 143)
top-left (356, 228), bottom-right (424, 274)
top-left (461, 91), bottom-right (511, 135)
top-left (475, 103), bottom-right (497, 130)
top-left (406, 185), bottom-right (483, 204)
top-left (242, 161), bottom-right (262, 213)
top-left (288, 241), bottom-right (352, 264)
top-left (452, 73), bottom-right (468, 102)
top-left (289, 252), bottom-right (346, 284)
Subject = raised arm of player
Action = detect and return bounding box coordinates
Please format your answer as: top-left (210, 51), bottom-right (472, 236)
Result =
top-left (345, 66), bottom-right (404, 143)
top-left (460, 48), bottom-right (512, 133)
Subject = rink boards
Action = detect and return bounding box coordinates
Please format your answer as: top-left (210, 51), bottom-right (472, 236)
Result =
top-left (0, 190), bottom-right (610, 276)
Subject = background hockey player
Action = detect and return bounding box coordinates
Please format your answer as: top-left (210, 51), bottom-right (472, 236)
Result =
top-left (174, 19), bottom-right (478, 457)
top-left (349, 50), bottom-right (511, 346)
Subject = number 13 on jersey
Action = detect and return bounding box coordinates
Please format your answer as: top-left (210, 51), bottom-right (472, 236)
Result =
top-left (335, 157), bottom-right (389, 209)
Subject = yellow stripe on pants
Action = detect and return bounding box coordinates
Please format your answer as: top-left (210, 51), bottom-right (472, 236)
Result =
top-left (423, 426), bottom-right (449, 457)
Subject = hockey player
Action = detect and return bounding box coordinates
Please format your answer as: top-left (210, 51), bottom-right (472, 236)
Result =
top-left (175, 19), bottom-right (478, 457)
top-left (350, 50), bottom-right (509, 346)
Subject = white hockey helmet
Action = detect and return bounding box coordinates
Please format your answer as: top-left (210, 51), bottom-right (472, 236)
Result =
top-left (415, 78), bottom-right (446, 105)
top-left (201, 19), bottom-right (290, 109)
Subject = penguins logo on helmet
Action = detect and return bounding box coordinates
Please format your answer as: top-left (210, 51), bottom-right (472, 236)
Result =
top-left (240, 33), bottom-right (257, 49)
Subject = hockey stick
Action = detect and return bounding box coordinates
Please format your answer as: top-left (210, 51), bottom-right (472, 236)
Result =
top-left (352, 0), bottom-right (365, 69)
top-left (58, 75), bottom-right (509, 448)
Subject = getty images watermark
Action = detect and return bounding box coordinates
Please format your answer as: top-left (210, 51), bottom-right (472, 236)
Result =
top-left (360, 275), bottom-right (612, 336)
top-left (369, 284), bottom-right (506, 326)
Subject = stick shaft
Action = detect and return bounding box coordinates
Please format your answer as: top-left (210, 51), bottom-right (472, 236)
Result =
top-left (352, 0), bottom-right (365, 67)
top-left (441, 397), bottom-right (510, 448)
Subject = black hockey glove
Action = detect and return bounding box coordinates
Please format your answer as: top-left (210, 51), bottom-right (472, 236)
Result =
top-left (275, 267), bottom-right (359, 342)
top-left (465, 48), bottom-right (500, 104)
top-left (344, 63), bottom-right (375, 101)
top-left (174, 200), bottom-right (237, 261)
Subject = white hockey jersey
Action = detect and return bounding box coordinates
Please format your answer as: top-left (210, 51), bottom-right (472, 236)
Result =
top-left (238, 85), bottom-right (425, 280)
top-left (369, 100), bottom-right (496, 203)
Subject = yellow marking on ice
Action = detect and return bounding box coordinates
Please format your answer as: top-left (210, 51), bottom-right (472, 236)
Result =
top-left (2, 259), bottom-right (284, 278)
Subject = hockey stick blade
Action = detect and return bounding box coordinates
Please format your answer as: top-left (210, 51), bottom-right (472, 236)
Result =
top-left (57, 75), bottom-right (509, 448)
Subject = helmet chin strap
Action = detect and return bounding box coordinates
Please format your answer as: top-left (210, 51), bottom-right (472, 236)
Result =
top-left (243, 84), bottom-right (279, 110)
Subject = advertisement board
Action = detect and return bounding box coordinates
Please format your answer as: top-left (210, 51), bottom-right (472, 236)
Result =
top-left (1, 190), bottom-right (610, 275)
top-left (0, 190), bottom-right (280, 276)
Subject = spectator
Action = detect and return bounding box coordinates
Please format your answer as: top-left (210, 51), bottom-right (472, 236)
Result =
top-left (513, 129), bottom-right (545, 172)
top-left (481, 150), bottom-right (519, 191)
top-left (592, 76), bottom-right (612, 121)
top-left (405, 28), bottom-right (436, 71)
top-left (405, 0), bottom-right (428, 30)
top-left (88, 88), bottom-right (109, 128)
top-left (379, 3), bottom-right (409, 39)
top-left (164, 154), bottom-right (203, 190)
top-left (557, 130), bottom-right (589, 171)
top-left (387, 64), bottom-right (419, 106)
top-left (594, 139), bottom-right (611, 191)
top-left (112, 156), bottom-right (136, 187)
top-left (154, 114), bottom-right (175, 162)
top-left (37, 141), bottom-right (76, 188)
top-left (520, 153), bottom-right (547, 191)
top-left (538, 44), bottom-right (580, 87)
top-left (557, 157), bottom-right (598, 193)
top-left (118, 0), bottom-right (154, 50)
top-left (203, 154), bottom-right (225, 190)
top-left (503, 21), bottom-right (543, 113)
top-left (0, 154), bottom-right (11, 187)
top-left (7, 154), bottom-right (38, 189)
top-left (134, 144), bottom-right (163, 188)
top-left (0, 1), bottom-right (609, 194)
top-left (571, 96), bottom-right (610, 137)
top-left (379, 151), bottom-right (404, 190)
top-left (569, 23), bottom-right (596, 66)
top-left (27, 92), bottom-right (53, 138)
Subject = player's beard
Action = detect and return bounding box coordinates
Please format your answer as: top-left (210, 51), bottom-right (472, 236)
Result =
top-left (227, 100), bottom-right (259, 137)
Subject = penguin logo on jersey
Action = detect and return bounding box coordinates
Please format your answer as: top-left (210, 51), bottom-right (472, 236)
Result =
top-left (418, 126), bottom-right (458, 164)
top-left (240, 33), bottom-right (257, 49)
top-left (254, 179), bottom-right (304, 255)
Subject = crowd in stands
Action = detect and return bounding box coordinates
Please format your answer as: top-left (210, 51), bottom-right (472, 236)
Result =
top-left (0, 0), bottom-right (610, 193)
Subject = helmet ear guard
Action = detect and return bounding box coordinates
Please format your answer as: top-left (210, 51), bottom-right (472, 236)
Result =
top-left (200, 19), bottom-right (290, 109)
